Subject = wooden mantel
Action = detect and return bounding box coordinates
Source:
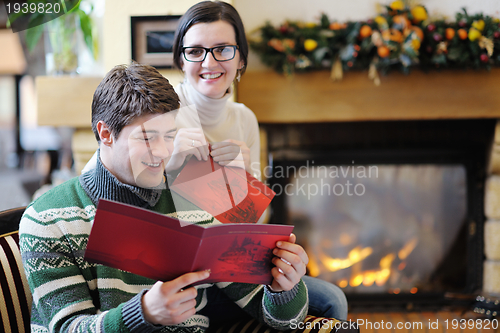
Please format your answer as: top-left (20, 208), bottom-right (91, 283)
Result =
top-left (237, 68), bottom-right (500, 123)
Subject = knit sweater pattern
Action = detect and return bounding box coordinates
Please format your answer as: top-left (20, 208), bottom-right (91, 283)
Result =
top-left (19, 159), bottom-right (308, 332)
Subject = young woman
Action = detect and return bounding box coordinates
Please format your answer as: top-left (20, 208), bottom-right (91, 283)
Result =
top-left (83, 0), bottom-right (347, 322)
top-left (162, 1), bottom-right (257, 178)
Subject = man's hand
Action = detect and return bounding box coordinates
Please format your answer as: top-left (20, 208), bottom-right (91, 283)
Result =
top-left (269, 234), bottom-right (308, 292)
top-left (210, 139), bottom-right (250, 173)
top-left (142, 270), bottom-right (210, 326)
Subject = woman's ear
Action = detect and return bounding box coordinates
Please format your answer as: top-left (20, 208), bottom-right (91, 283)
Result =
top-left (96, 121), bottom-right (113, 146)
top-left (239, 60), bottom-right (245, 70)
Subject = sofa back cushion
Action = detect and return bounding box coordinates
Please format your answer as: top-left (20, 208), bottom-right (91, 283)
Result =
top-left (0, 231), bottom-right (32, 333)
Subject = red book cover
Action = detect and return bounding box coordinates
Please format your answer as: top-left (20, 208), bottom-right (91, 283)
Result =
top-left (169, 155), bottom-right (275, 224)
top-left (84, 199), bottom-right (293, 285)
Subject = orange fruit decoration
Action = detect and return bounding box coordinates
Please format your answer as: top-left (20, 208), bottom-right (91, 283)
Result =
top-left (393, 15), bottom-right (411, 29)
top-left (304, 39), bottom-right (318, 52)
top-left (390, 1), bottom-right (405, 11)
top-left (457, 29), bottom-right (468, 40)
top-left (411, 39), bottom-right (421, 51)
top-left (468, 28), bottom-right (481, 41)
top-left (374, 16), bottom-right (388, 30)
top-left (445, 28), bottom-right (455, 40)
top-left (391, 29), bottom-right (403, 42)
top-left (391, 29), bottom-right (404, 43)
top-left (283, 39), bottom-right (295, 49)
top-left (375, 16), bottom-right (387, 26)
top-left (377, 45), bottom-right (390, 58)
top-left (472, 19), bottom-right (485, 31)
top-left (411, 26), bottom-right (424, 41)
top-left (411, 6), bottom-right (428, 23)
top-left (329, 22), bottom-right (347, 30)
top-left (268, 38), bottom-right (284, 52)
top-left (382, 29), bottom-right (403, 43)
top-left (359, 25), bottom-right (373, 39)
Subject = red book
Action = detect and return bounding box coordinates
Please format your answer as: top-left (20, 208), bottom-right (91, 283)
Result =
top-left (169, 155), bottom-right (275, 224)
top-left (84, 199), bottom-right (293, 285)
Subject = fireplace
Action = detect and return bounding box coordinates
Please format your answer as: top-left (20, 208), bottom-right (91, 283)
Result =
top-left (261, 119), bottom-right (494, 312)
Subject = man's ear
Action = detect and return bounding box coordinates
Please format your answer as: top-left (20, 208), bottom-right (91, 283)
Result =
top-left (96, 121), bottom-right (113, 146)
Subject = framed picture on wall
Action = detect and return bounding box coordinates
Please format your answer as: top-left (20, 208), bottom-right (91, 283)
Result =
top-left (0, 5), bottom-right (8, 29)
top-left (131, 15), bottom-right (181, 68)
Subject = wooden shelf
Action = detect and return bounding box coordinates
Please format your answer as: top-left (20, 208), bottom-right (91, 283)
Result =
top-left (237, 69), bottom-right (500, 123)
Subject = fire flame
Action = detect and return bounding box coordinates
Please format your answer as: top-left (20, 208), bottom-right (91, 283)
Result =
top-left (318, 246), bottom-right (373, 272)
top-left (311, 237), bottom-right (419, 288)
top-left (398, 237), bottom-right (418, 260)
top-left (343, 253), bottom-right (395, 287)
top-left (306, 251), bottom-right (321, 277)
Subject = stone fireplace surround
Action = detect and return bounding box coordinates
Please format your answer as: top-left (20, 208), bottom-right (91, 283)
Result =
top-left (237, 69), bottom-right (500, 311)
top-left (262, 119), bottom-right (491, 311)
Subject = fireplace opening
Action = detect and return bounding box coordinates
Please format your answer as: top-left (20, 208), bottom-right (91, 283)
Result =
top-left (262, 119), bottom-right (495, 312)
top-left (288, 164), bottom-right (467, 293)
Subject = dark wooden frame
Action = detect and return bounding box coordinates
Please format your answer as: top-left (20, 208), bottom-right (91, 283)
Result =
top-left (131, 15), bottom-right (181, 69)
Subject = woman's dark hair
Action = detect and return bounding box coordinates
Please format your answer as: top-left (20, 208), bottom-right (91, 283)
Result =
top-left (91, 62), bottom-right (180, 141)
top-left (173, 1), bottom-right (248, 75)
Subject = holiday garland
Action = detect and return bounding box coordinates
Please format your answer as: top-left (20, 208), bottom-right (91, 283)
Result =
top-left (248, 1), bottom-right (500, 84)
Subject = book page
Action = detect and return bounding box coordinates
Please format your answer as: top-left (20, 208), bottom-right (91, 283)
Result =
top-left (193, 224), bottom-right (293, 284)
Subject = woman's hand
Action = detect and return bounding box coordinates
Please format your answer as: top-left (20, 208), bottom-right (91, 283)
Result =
top-left (142, 270), bottom-right (210, 326)
top-left (210, 139), bottom-right (250, 173)
top-left (165, 128), bottom-right (209, 173)
top-left (269, 234), bottom-right (309, 292)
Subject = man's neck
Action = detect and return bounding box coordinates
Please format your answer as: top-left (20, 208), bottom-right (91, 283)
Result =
top-left (79, 149), bottom-right (164, 209)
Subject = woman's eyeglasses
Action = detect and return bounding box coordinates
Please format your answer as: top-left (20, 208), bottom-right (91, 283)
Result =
top-left (181, 45), bottom-right (238, 62)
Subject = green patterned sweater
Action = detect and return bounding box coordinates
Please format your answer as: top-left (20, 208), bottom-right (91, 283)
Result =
top-left (19, 161), bottom-right (308, 333)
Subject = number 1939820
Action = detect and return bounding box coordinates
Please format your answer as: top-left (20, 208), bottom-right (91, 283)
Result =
top-left (444, 318), bottom-right (498, 330)
top-left (6, 1), bottom-right (62, 15)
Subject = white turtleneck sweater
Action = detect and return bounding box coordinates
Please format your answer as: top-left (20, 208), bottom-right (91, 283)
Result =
top-left (82, 80), bottom-right (261, 178)
top-left (175, 80), bottom-right (260, 178)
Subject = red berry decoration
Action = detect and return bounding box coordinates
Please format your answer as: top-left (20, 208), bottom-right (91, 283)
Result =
top-left (494, 31), bottom-right (500, 39)
top-left (458, 19), bottom-right (467, 28)
top-left (426, 45), bottom-right (433, 54)
top-left (279, 25), bottom-right (288, 34)
top-left (427, 24), bottom-right (436, 32)
top-left (433, 33), bottom-right (442, 42)
top-left (480, 54), bottom-right (489, 63)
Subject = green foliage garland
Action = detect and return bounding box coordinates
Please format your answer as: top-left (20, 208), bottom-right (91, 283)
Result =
top-left (249, 2), bottom-right (500, 81)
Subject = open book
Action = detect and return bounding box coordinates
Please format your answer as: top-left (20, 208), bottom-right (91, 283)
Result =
top-left (84, 199), bottom-right (293, 285)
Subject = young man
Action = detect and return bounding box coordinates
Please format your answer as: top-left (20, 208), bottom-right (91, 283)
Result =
top-left (19, 63), bottom-right (309, 332)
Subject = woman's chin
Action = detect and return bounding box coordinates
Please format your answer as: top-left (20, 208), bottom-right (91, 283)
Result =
top-left (196, 80), bottom-right (229, 99)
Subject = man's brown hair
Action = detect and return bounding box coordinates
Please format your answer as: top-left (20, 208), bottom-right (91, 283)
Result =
top-left (91, 62), bottom-right (180, 141)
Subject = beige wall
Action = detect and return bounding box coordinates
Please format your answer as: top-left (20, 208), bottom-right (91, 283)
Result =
top-left (103, 0), bottom-right (195, 71)
top-left (103, 0), bottom-right (235, 85)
